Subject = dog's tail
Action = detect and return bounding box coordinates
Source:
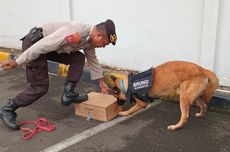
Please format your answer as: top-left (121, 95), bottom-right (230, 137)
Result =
top-left (202, 68), bottom-right (219, 103)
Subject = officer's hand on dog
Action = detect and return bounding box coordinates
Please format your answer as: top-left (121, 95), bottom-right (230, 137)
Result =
top-left (0, 60), bottom-right (18, 70)
top-left (99, 78), bottom-right (109, 94)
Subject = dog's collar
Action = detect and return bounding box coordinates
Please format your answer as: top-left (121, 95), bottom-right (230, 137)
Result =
top-left (119, 79), bottom-right (126, 94)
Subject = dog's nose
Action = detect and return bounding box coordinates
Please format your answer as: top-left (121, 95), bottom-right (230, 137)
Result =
top-left (108, 89), bottom-right (118, 94)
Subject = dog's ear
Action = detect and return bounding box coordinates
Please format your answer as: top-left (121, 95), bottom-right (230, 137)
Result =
top-left (110, 75), bottom-right (117, 81)
top-left (129, 71), bottom-right (136, 76)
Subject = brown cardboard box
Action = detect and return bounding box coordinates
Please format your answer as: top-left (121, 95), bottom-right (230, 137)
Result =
top-left (75, 92), bottom-right (119, 122)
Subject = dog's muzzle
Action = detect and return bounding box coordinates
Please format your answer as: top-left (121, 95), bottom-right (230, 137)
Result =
top-left (116, 99), bottom-right (126, 106)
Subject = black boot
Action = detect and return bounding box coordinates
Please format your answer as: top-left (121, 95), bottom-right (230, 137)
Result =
top-left (61, 81), bottom-right (88, 106)
top-left (0, 99), bottom-right (20, 130)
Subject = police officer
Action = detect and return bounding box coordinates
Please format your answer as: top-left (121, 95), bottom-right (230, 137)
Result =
top-left (0, 19), bottom-right (117, 130)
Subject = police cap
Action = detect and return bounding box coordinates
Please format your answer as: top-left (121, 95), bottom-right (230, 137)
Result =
top-left (103, 19), bottom-right (117, 45)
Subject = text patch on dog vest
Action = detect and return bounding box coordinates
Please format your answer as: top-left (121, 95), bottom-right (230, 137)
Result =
top-left (132, 78), bottom-right (151, 90)
top-left (128, 68), bottom-right (153, 94)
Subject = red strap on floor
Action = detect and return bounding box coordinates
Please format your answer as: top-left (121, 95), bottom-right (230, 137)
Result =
top-left (20, 118), bottom-right (56, 140)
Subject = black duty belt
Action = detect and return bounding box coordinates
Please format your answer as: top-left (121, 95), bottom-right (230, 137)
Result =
top-left (20, 27), bottom-right (43, 43)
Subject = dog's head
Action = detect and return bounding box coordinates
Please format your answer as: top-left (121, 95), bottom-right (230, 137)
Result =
top-left (109, 75), bottom-right (128, 102)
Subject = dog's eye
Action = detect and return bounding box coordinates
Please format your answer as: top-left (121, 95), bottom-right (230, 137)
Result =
top-left (108, 86), bottom-right (121, 95)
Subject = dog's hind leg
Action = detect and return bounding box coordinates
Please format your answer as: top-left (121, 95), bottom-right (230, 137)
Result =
top-left (167, 77), bottom-right (205, 130)
top-left (167, 97), bottom-right (190, 130)
top-left (119, 97), bottom-right (148, 116)
top-left (194, 98), bottom-right (207, 118)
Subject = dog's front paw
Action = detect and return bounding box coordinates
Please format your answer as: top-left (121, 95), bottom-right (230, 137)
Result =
top-left (119, 111), bottom-right (129, 116)
top-left (167, 125), bottom-right (178, 131)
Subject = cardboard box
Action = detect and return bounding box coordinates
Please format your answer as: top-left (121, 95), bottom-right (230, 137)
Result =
top-left (75, 92), bottom-right (119, 122)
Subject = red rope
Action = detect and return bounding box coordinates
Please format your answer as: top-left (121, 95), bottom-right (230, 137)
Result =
top-left (20, 118), bottom-right (55, 140)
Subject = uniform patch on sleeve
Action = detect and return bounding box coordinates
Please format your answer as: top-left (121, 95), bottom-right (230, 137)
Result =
top-left (65, 32), bottom-right (81, 45)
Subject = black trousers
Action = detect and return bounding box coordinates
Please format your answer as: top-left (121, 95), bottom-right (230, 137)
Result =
top-left (13, 35), bottom-right (85, 107)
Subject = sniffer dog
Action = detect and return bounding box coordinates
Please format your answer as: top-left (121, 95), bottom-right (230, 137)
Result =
top-left (110, 61), bottom-right (219, 130)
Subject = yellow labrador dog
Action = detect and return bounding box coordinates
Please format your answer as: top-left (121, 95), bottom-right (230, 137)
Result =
top-left (110, 61), bottom-right (219, 130)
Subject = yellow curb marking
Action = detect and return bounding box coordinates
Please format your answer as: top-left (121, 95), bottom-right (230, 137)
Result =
top-left (0, 52), bottom-right (10, 62)
top-left (58, 64), bottom-right (69, 77)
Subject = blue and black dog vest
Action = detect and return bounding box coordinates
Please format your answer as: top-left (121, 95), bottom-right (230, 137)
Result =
top-left (117, 68), bottom-right (155, 105)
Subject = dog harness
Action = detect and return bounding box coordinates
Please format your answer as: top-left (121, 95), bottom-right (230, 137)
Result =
top-left (117, 68), bottom-right (155, 105)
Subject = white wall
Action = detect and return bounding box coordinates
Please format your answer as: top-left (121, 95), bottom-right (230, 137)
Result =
top-left (0, 0), bottom-right (69, 48)
top-left (73, 0), bottom-right (204, 70)
top-left (0, 0), bottom-right (229, 86)
top-left (215, 0), bottom-right (230, 85)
